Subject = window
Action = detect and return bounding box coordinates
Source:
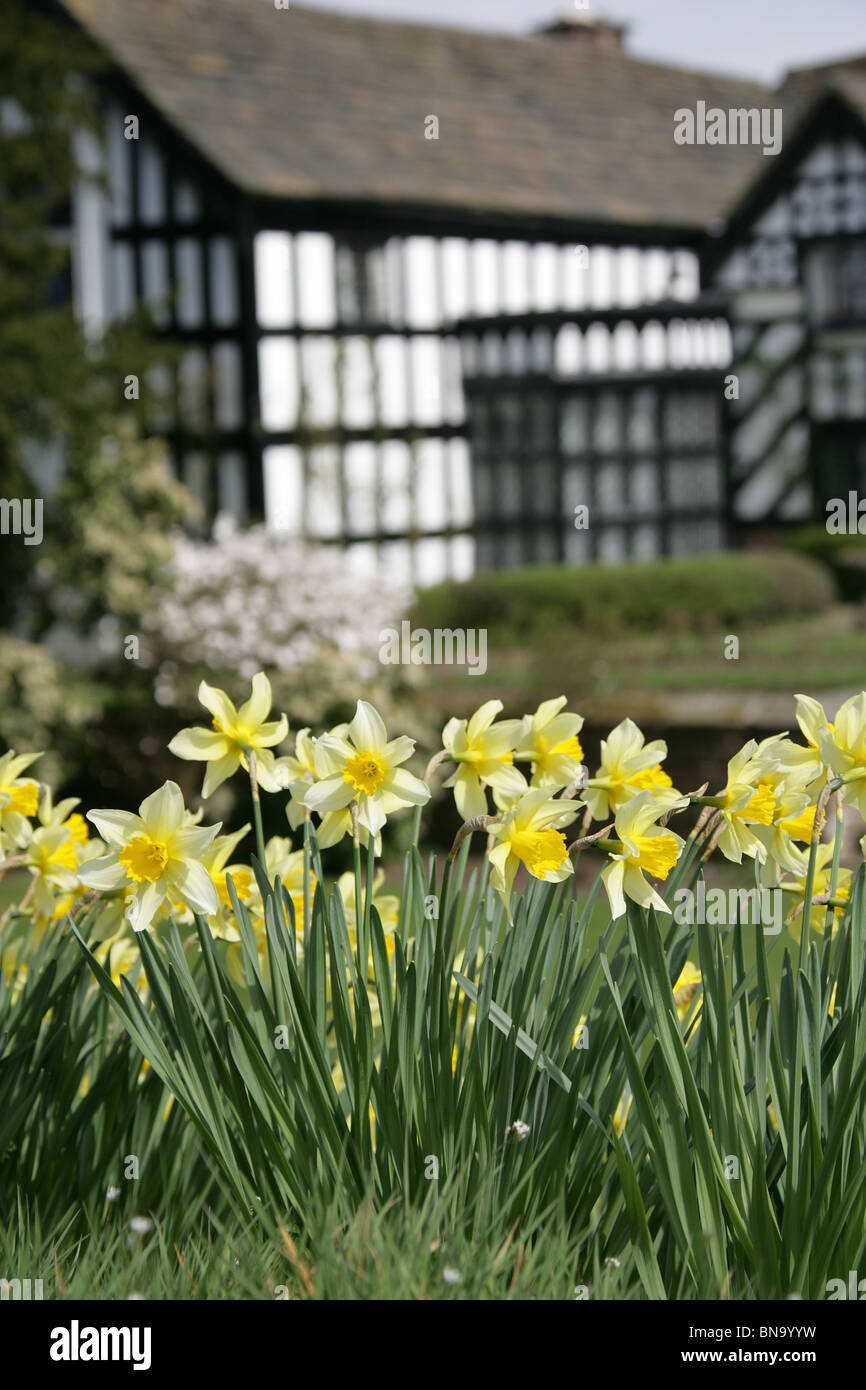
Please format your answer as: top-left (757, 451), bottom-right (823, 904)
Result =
top-left (804, 239), bottom-right (866, 328)
top-left (335, 239), bottom-right (387, 324)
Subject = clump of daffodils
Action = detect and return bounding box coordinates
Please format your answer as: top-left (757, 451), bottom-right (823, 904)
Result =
top-left (3, 682), bottom-right (866, 1009)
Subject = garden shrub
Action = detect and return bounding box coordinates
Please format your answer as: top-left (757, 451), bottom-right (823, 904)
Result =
top-left (412, 549), bottom-right (837, 643)
top-left (782, 525), bottom-right (866, 602)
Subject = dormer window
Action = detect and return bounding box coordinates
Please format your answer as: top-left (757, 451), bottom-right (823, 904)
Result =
top-left (804, 239), bottom-right (866, 329)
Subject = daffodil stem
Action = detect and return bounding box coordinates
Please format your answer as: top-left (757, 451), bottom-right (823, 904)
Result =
top-left (303, 814), bottom-right (312, 944)
top-left (824, 796), bottom-right (843, 938)
top-left (247, 751), bottom-right (266, 865)
top-left (693, 795), bottom-right (727, 808)
top-left (787, 774), bottom-right (833, 1219)
top-left (593, 838), bottom-right (621, 854)
top-left (410, 802), bottom-right (423, 849)
top-left (447, 815), bottom-right (496, 861)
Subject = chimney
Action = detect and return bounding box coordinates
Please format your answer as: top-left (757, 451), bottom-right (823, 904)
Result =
top-left (534, 8), bottom-right (628, 53)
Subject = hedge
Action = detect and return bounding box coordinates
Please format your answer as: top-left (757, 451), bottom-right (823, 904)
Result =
top-left (412, 549), bottom-right (837, 643)
top-left (782, 525), bottom-right (866, 602)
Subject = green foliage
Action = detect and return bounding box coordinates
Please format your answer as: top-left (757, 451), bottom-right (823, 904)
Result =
top-left (39, 420), bottom-right (197, 633)
top-left (783, 525), bottom-right (866, 602)
top-left (0, 0), bottom-right (193, 638)
top-left (412, 550), bottom-right (837, 645)
top-left (22, 831), bottom-right (859, 1300)
top-left (0, 916), bottom-right (218, 1237)
top-left (0, 0), bottom-right (198, 802)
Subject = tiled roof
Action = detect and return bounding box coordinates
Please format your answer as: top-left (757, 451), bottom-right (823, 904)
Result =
top-left (57, 0), bottom-right (854, 232)
top-left (778, 58), bottom-right (866, 128)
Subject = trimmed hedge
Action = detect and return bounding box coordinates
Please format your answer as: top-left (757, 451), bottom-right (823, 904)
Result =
top-left (782, 525), bottom-right (866, 602)
top-left (412, 549), bottom-right (837, 643)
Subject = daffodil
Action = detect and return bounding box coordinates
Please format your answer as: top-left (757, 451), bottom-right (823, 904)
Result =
top-left (600, 789), bottom-right (687, 920)
top-left (10, 788), bottom-right (102, 927)
top-left (192, 823), bottom-right (256, 941)
top-left (819, 692), bottom-right (866, 817)
top-left (21, 825), bottom-right (80, 920)
top-left (223, 835), bottom-right (312, 985)
top-left (582, 719), bottom-right (674, 821)
top-left (168, 672), bottom-right (289, 797)
top-left (264, 836), bottom-right (312, 926)
top-left (79, 781), bottom-right (220, 933)
top-left (281, 726), bottom-right (380, 850)
top-left (515, 696), bottom-right (585, 790)
top-left (282, 727), bottom-right (323, 830)
top-left (755, 790), bottom-right (819, 877)
top-left (336, 868), bottom-right (399, 937)
top-left (486, 787), bottom-right (580, 908)
top-left (35, 787), bottom-right (89, 846)
top-left (673, 961), bottom-right (702, 1026)
top-left (441, 700), bottom-right (526, 820)
top-left (711, 741), bottom-right (781, 864)
top-left (733, 741), bottom-right (814, 876)
top-left (336, 868), bottom-right (400, 1003)
top-left (304, 700), bottom-right (429, 837)
top-left (2, 958), bottom-right (29, 1005)
top-left (780, 842), bottom-right (851, 939)
top-left (613, 1091), bottom-right (633, 1135)
top-left (0, 750), bottom-right (42, 850)
top-left (94, 928), bottom-right (148, 993)
top-left (760, 696), bottom-right (830, 793)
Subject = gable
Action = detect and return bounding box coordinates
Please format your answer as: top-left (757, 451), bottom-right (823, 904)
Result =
top-left (704, 83), bottom-right (866, 289)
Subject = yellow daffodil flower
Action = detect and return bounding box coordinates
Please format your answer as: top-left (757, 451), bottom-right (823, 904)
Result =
top-left (673, 961), bottom-right (702, 1026)
top-left (582, 719), bottom-right (674, 821)
top-left (94, 928), bottom-right (148, 993)
top-left (759, 697), bottom-right (830, 795)
top-left (819, 692), bottom-right (866, 817)
top-left (711, 741), bottom-right (783, 864)
top-left (336, 868), bottom-right (399, 937)
top-left (613, 1091), bottom-right (633, 1135)
top-left (515, 696), bottom-right (585, 790)
top-left (0, 750), bottom-right (43, 851)
top-left (441, 700), bottom-right (526, 820)
top-left (169, 672), bottom-right (289, 797)
top-left (304, 700), bottom-right (429, 837)
top-left (780, 842), bottom-right (851, 939)
top-left (282, 727), bottom-right (323, 830)
top-left (486, 787), bottom-right (580, 908)
top-left (22, 825), bottom-right (80, 920)
top-left (35, 787), bottom-right (89, 846)
top-left (600, 789), bottom-right (688, 920)
top-left (281, 725), bottom-right (382, 850)
top-left (194, 823), bottom-right (255, 941)
top-left (80, 781), bottom-right (221, 933)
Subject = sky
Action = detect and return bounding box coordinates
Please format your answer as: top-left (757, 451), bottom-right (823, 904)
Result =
top-left (297, 0), bottom-right (866, 84)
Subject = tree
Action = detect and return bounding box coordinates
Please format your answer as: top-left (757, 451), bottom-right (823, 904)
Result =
top-left (1, 0), bottom-right (193, 631)
top-left (0, 0), bottom-right (194, 792)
